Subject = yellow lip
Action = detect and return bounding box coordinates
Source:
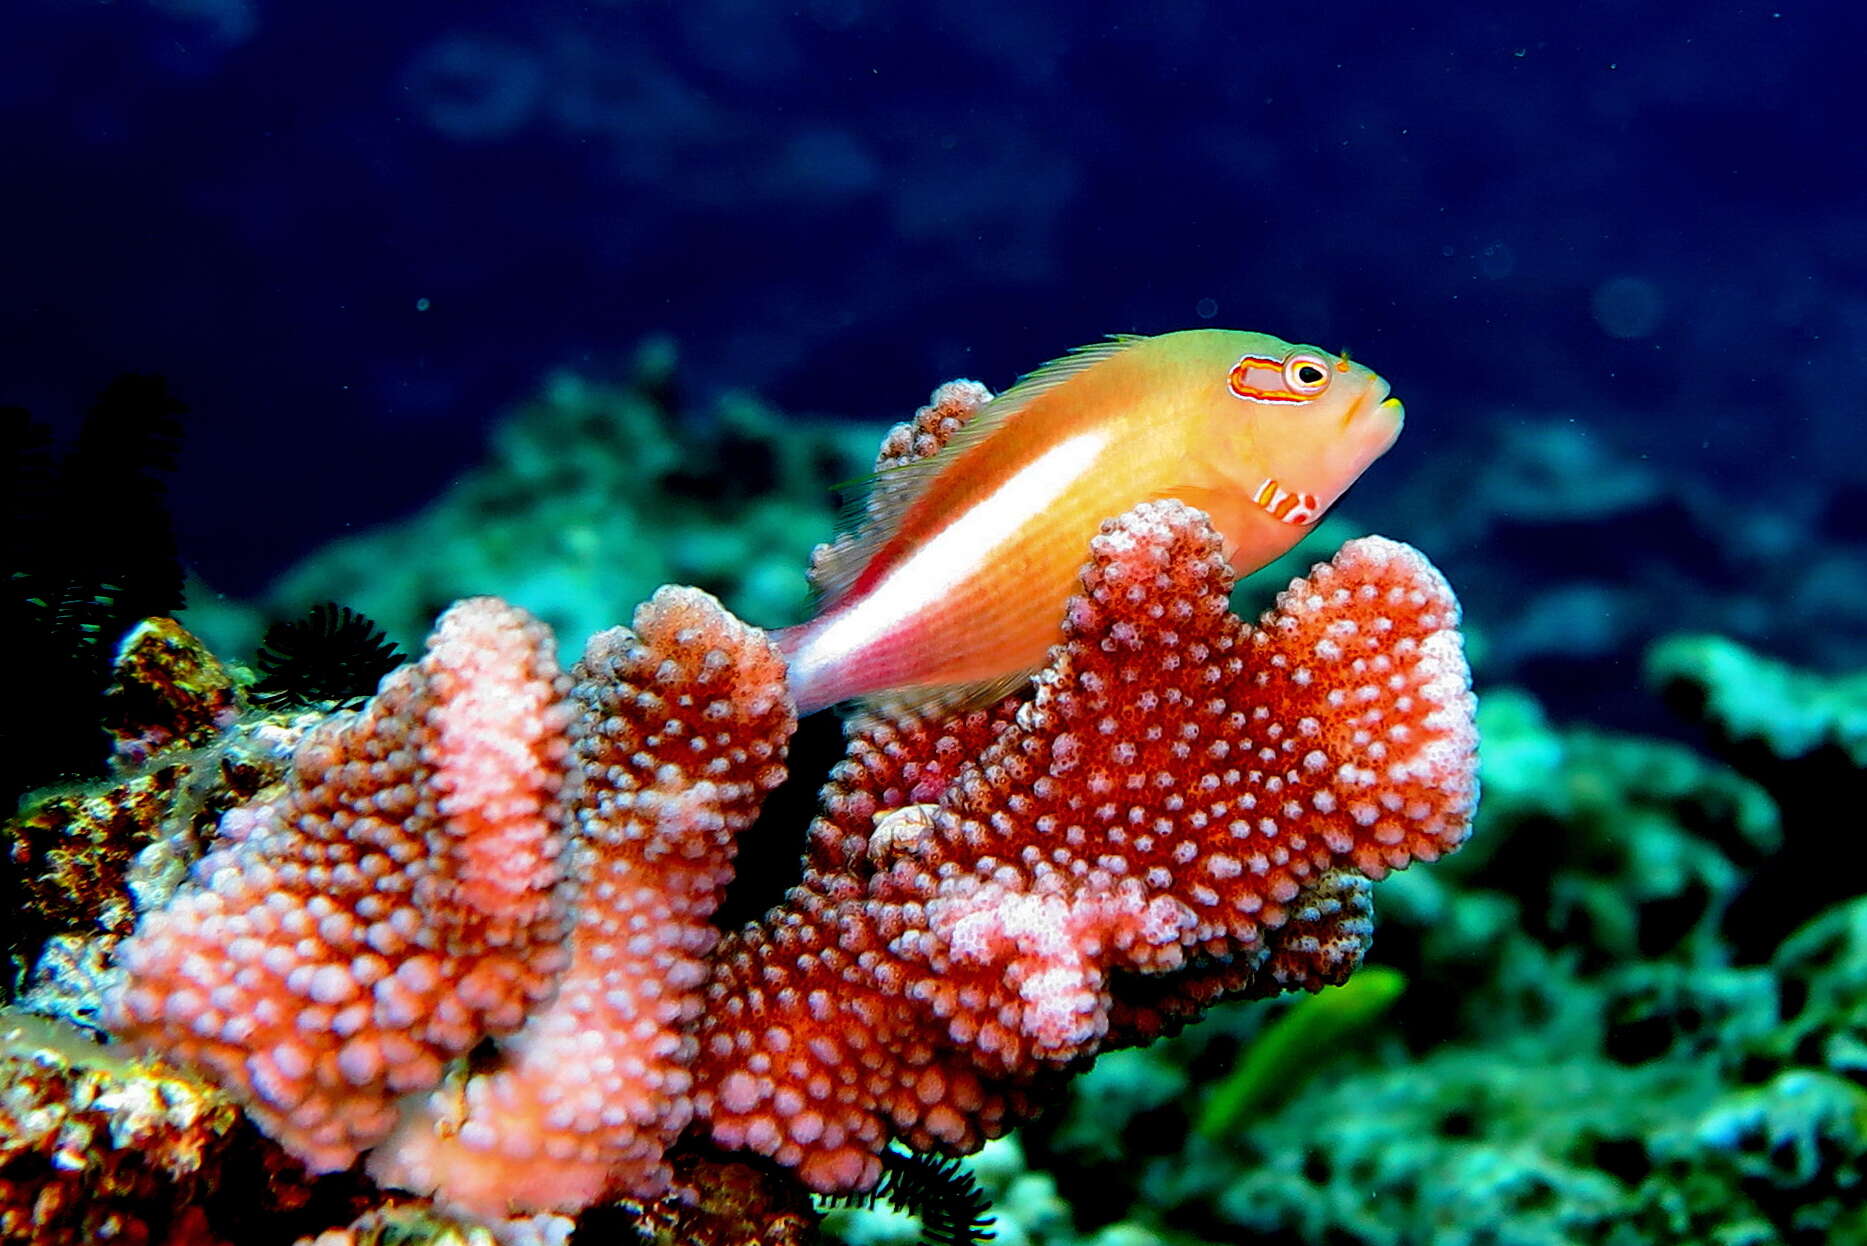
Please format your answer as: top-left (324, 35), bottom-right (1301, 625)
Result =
top-left (1377, 396), bottom-right (1405, 451)
top-left (1347, 391), bottom-right (1404, 460)
top-left (1346, 387), bottom-right (1404, 432)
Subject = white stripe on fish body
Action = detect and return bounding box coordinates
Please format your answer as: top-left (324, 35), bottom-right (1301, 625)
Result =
top-left (786, 429), bottom-right (1112, 708)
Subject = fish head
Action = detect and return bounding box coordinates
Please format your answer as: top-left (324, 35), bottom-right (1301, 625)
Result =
top-left (1203, 333), bottom-right (1403, 527)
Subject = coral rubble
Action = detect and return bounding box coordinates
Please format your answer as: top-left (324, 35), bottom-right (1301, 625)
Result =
top-left (1, 1010), bottom-right (245, 1246)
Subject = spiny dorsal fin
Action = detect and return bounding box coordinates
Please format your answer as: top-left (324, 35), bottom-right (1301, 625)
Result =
top-left (809, 379), bottom-right (994, 603)
top-left (810, 334), bottom-right (1153, 610)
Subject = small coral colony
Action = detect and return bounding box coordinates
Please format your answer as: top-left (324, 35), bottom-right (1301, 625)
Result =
top-left (4, 332), bottom-right (1479, 1244)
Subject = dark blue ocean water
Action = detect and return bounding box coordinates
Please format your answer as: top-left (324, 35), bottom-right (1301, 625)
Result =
top-left (4, 0), bottom-right (1863, 717)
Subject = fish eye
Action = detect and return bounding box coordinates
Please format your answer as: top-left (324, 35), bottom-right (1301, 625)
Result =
top-left (1283, 352), bottom-right (1332, 396)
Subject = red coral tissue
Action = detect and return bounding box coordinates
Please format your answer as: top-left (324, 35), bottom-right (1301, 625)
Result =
top-left (104, 497), bottom-right (1476, 1228)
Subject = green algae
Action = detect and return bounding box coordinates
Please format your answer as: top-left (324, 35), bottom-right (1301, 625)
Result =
top-left (1193, 965), bottom-right (1406, 1141)
top-left (1648, 634), bottom-right (1867, 766)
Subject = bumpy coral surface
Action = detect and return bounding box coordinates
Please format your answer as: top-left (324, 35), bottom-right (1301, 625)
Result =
top-left (109, 598), bottom-right (578, 1172)
top-left (1021, 655), bottom-right (1867, 1246)
top-left (370, 587), bottom-right (794, 1217)
top-left (98, 496), bottom-right (1476, 1229)
top-left (697, 500), bottom-right (1478, 1191)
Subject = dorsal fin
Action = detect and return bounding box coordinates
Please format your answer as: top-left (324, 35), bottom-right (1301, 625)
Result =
top-left (810, 334), bottom-right (1152, 610)
top-left (808, 379), bottom-right (994, 605)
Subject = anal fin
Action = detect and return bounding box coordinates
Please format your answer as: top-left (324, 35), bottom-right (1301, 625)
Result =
top-left (855, 666), bottom-right (1039, 722)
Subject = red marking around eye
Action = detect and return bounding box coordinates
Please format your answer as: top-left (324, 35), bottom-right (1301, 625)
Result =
top-left (1228, 356), bottom-right (1304, 404)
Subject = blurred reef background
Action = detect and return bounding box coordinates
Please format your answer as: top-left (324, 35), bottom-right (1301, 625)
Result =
top-left (4, 1), bottom-right (1867, 1244)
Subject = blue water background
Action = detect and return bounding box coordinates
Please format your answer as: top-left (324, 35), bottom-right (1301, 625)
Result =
top-left (3, 0), bottom-right (1862, 721)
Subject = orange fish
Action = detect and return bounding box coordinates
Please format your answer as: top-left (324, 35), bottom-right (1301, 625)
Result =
top-left (777, 329), bottom-right (1404, 714)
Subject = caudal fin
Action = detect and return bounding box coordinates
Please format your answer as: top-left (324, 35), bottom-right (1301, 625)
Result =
top-left (771, 620), bottom-right (843, 717)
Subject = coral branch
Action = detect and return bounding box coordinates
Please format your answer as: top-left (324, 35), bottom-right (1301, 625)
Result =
top-left (103, 499), bottom-right (1476, 1226)
top-left (695, 500), bottom-right (1478, 1191)
top-left (109, 598), bottom-right (576, 1171)
top-left (369, 587), bottom-right (793, 1216)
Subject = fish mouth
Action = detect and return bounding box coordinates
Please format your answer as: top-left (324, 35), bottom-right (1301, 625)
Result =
top-left (1346, 384), bottom-right (1404, 436)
